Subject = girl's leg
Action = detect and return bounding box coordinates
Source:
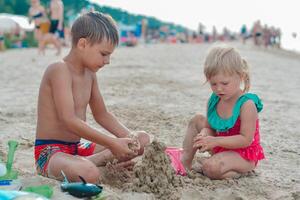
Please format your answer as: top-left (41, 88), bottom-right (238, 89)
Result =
top-left (181, 114), bottom-right (207, 170)
top-left (35, 29), bottom-right (44, 55)
top-left (202, 151), bottom-right (255, 180)
top-left (38, 34), bottom-right (46, 56)
top-left (47, 152), bottom-right (100, 183)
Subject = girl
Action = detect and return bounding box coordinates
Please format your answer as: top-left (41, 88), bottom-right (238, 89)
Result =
top-left (29, 0), bottom-right (49, 55)
top-left (181, 45), bottom-right (265, 179)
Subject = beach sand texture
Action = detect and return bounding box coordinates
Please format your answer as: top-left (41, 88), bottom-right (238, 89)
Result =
top-left (0, 43), bottom-right (299, 199)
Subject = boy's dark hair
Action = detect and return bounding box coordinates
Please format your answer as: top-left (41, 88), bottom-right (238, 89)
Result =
top-left (71, 11), bottom-right (119, 46)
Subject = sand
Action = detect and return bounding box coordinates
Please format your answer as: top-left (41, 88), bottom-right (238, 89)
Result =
top-left (0, 43), bottom-right (300, 199)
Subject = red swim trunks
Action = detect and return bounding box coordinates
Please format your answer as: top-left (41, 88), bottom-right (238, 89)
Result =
top-left (34, 139), bottom-right (96, 177)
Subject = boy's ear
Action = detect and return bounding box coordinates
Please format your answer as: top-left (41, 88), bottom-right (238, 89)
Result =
top-left (77, 38), bottom-right (87, 50)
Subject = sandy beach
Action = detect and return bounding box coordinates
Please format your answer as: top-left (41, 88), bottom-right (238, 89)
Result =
top-left (0, 43), bottom-right (299, 199)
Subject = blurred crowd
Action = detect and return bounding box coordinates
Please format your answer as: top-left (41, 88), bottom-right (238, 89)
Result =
top-left (135, 20), bottom-right (282, 49)
top-left (0, 2), bottom-right (288, 52)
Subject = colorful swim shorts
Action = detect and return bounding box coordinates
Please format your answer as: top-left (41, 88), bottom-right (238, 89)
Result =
top-left (34, 139), bottom-right (96, 177)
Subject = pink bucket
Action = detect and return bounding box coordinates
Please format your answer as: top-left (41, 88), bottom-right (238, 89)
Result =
top-left (165, 147), bottom-right (186, 176)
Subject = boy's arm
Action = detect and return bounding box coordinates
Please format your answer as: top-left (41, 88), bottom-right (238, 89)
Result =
top-left (89, 74), bottom-right (131, 138)
top-left (49, 64), bottom-right (134, 158)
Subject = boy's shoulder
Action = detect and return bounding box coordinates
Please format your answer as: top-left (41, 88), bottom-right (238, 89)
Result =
top-left (46, 61), bottom-right (67, 71)
top-left (44, 61), bottom-right (70, 78)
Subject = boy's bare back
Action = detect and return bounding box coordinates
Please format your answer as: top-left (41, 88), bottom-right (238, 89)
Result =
top-left (36, 61), bottom-right (95, 142)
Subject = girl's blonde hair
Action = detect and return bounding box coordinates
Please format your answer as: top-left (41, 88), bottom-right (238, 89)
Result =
top-left (203, 45), bottom-right (250, 92)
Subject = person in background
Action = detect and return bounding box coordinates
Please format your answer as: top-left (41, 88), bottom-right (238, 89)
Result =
top-left (0, 30), bottom-right (5, 51)
top-left (29, 0), bottom-right (49, 54)
top-left (39, 0), bottom-right (63, 55)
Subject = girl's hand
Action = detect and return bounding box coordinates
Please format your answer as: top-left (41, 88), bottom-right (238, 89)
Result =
top-left (193, 135), bottom-right (218, 152)
top-left (193, 128), bottom-right (210, 142)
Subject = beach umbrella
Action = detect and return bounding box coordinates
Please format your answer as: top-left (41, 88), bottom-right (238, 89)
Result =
top-left (0, 13), bottom-right (34, 33)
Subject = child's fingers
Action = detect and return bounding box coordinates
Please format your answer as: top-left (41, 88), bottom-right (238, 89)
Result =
top-left (194, 134), bottom-right (205, 142)
top-left (193, 141), bottom-right (203, 149)
top-left (199, 144), bottom-right (211, 152)
top-left (125, 149), bottom-right (135, 157)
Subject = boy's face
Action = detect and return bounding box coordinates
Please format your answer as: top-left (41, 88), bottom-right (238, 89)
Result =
top-left (80, 39), bottom-right (115, 72)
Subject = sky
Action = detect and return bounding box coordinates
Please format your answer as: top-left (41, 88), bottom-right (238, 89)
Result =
top-left (90, 0), bottom-right (299, 51)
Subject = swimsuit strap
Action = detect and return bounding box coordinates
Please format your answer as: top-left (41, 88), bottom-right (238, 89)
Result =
top-left (32, 12), bottom-right (43, 19)
top-left (207, 93), bottom-right (263, 132)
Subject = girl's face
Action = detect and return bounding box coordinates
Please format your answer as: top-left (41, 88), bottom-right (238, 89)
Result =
top-left (31, 0), bottom-right (39, 5)
top-left (208, 72), bottom-right (242, 100)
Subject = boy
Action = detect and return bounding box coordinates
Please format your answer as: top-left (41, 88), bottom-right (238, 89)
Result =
top-left (35, 12), bottom-right (150, 183)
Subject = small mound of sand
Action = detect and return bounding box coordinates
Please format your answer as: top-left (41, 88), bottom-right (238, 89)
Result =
top-left (99, 159), bottom-right (133, 188)
top-left (125, 140), bottom-right (183, 200)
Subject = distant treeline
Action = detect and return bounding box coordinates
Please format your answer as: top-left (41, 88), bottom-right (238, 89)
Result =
top-left (0, 0), bottom-right (187, 32)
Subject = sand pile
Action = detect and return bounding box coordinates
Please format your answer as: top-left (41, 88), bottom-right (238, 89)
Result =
top-left (99, 134), bottom-right (141, 188)
top-left (125, 140), bottom-right (184, 200)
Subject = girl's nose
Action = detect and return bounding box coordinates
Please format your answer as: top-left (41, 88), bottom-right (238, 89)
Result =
top-left (216, 85), bottom-right (222, 92)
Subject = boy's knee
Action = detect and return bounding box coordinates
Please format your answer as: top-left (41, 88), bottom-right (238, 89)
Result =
top-left (202, 160), bottom-right (222, 180)
top-left (74, 161), bottom-right (100, 183)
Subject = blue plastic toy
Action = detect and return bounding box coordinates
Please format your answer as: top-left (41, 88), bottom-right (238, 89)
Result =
top-left (60, 171), bottom-right (103, 198)
top-left (0, 190), bottom-right (48, 200)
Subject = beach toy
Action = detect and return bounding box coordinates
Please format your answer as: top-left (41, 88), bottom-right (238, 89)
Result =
top-left (165, 147), bottom-right (187, 176)
top-left (0, 179), bottom-right (22, 190)
top-left (0, 160), bottom-right (7, 176)
top-left (0, 140), bottom-right (19, 180)
top-left (23, 185), bottom-right (54, 199)
top-left (0, 190), bottom-right (49, 200)
top-left (60, 170), bottom-right (103, 198)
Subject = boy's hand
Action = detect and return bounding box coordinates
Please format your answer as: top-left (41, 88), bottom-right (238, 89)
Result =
top-left (110, 138), bottom-right (136, 160)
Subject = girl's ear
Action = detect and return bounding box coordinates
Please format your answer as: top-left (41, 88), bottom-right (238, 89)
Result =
top-left (240, 72), bottom-right (246, 81)
top-left (77, 38), bottom-right (87, 50)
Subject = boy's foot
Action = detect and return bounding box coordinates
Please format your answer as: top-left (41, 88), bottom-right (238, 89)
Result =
top-left (107, 159), bottom-right (135, 171)
top-left (116, 160), bottom-right (135, 170)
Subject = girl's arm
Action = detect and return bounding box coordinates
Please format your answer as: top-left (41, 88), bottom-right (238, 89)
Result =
top-left (194, 100), bottom-right (257, 150)
top-left (214, 100), bottom-right (257, 149)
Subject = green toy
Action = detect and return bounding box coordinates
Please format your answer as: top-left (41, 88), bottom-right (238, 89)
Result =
top-left (60, 171), bottom-right (103, 198)
top-left (0, 140), bottom-right (19, 180)
top-left (23, 185), bottom-right (54, 199)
